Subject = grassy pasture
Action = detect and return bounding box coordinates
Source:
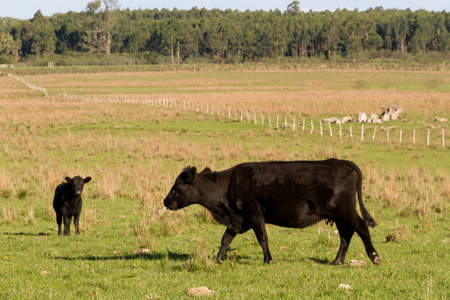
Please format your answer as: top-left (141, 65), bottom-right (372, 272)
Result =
top-left (0, 67), bottom-right (449, 299)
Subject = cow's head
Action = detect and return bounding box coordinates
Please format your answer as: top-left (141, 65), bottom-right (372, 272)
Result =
top-left (65, 176), bottom-right (92, 195)
top-left (164, 166), bottom-right (202, 210)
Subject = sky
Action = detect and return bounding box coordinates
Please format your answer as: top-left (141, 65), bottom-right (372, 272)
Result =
top-left (1, 0), bottom-right (448, 20)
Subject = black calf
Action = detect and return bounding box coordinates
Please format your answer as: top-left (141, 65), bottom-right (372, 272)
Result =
top-left (53, 176), bottom-right (91, 236)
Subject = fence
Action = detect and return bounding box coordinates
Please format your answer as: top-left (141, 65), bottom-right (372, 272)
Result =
top-left (76, 95), bottom-right (447, 148)
top-left (8, 73), bottom-right (448, 148)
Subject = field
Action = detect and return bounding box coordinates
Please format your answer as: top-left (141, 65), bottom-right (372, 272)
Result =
top-left (0, 65), bottom-right (449, 299)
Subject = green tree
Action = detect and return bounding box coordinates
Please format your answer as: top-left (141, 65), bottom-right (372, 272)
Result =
top-left (287, 1), bottom-right (301, 15)
top-left (85, 0), bottom-right (120, 54)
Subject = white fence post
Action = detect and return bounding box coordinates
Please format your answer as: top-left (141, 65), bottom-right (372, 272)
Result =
top-left (269, 116), bottom-right (272, 127)
top-left (413, 129), bottom-right (416, 144)
top-left (372, 126), bottom-right (377, 142)
top-left (361, 124), bottom-right (364, 141)
top-left (320, 120), bottom-right (323, 136)
top-left (293, 117), bottom-right (296, 131)
top-left (427, 129), bottom-right (430, 146)
top-left (310, 120), bottom-right (313, 134)
top-left (328, 122), bottom-right (332, 137)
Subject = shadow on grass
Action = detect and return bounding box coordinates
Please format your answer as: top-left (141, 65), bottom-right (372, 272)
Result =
top-left (3, 232), bottom-right (50, 236)
top-left (308, 257), bottom-right (331, 265)
top-left (51, 251), bottom-right (192, 262)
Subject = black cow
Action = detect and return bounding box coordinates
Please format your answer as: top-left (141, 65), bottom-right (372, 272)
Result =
top-left (164, 159), bottom-right (381, 265)
top-left (53, 176), bottom-right (91, 236)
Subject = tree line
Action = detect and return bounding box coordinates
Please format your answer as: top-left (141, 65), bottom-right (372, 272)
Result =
top-left (0, 1), bottom-right (449, 65)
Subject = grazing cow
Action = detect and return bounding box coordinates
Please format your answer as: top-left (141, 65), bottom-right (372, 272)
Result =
top-left (164, 159), bottom-right (381, 265)
top-left (53, 176), bottom-right (91, 236)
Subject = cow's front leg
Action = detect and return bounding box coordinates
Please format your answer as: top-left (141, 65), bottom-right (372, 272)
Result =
top-left (216, 228), bottom-right (237, 262)
top-left (252, 222), bottom-right (272, 264)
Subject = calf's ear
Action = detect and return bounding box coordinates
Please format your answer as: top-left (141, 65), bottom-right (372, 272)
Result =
top-left (84, 177), bottom-right (92, 183)
top-left (65, 177), bottom-right (72, 183)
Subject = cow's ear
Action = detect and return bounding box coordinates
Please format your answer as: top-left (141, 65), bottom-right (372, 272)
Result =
top-left (84, 177), bottom-right (92, 183)
top-left (65, 177), bottom-right (72, 183)
top-left (185, 167), bottom-right (197, 183)
top-left (200, 167), bottom-right (212, 174)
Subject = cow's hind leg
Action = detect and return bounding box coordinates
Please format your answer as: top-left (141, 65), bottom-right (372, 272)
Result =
top-left (331, 220), bottom-right (354, 265)
top-left (56, 214), bottom-right (63, 236)
top-left (216, 228), bottom-right (237, 263)
top-left (353, 216), bottom-right (381, 265)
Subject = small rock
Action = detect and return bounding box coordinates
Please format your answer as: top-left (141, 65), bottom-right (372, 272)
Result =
top-left (133, 248), bottom-right (152, 255)
top-left (434, 117), bottom-right (448, 123)
top-left (189, 237), bottom-right (203, 242)
top-left (187, 286), bottom-right (215, 297)
top-left (338, 284), bottom-right (351, 290)
top-left (350, 260), bottom-right (367, 267)
top-left (40, 271), bottom-right (48, 275)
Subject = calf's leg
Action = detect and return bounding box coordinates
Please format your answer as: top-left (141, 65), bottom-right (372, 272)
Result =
top-left (73, 214), bottom-right (80, 235)
top-left (63, 215), bottom-right (72, 236)
top-left (56, 214), bottom-right (63, 236)
top-left (216, 228), bottom-right (237, 262)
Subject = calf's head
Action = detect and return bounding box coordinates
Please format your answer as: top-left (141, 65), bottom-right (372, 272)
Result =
top-left (65, 176), bottom-right (92, 195)
top-left (164, 167), bottom-right (200, 210)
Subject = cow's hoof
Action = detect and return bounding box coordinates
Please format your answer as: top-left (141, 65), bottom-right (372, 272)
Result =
top-left (373, 256), bottom-right (381, 265)
top-left (371, 252), bottom-right (381, 265)
top-left (330, 260), bottom-right (343, 266)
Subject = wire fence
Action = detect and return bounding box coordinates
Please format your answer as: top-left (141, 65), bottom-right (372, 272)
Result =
top-left (8, 73), bottom-right (448, 148)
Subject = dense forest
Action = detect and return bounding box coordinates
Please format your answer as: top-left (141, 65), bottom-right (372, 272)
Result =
top-left (0, 0), bottom-right (449, 65)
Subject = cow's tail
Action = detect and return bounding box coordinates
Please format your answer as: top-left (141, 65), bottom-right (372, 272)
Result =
top-left (347, 161), bottom-right (377, 228)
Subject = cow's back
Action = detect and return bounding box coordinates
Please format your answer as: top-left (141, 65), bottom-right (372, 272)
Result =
top-left (229, 159), bottom-right (358, 228)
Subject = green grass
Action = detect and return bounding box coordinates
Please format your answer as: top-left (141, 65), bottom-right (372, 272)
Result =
top-left (1, 113), bottom-right (449, 299)
top-left (1, 199), bottom-right (448, 299)
top-left (0, 67), bottom-right (449, 299)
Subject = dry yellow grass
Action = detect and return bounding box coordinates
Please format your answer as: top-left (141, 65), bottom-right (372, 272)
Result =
top-left (0, 69), bottom-right (448, 232)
